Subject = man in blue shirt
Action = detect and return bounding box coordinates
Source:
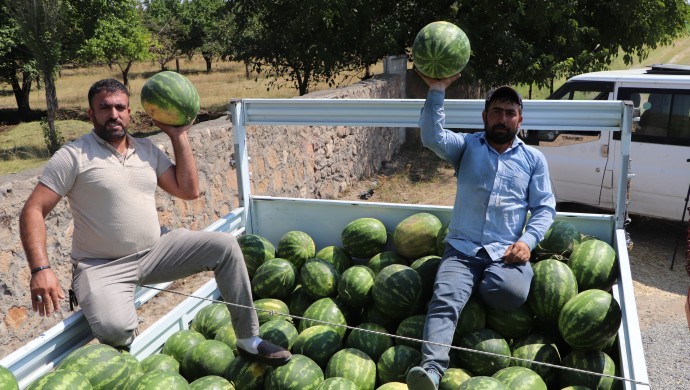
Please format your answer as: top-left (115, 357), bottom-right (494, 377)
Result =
top-left (407, 73), bottom-right (556, 390)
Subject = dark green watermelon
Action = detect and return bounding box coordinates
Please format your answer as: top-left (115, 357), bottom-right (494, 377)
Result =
top-left (372, 264), bottom-right (422, 320)
top-left (367, 251), bottom-right (407, 275)
top-left (141, 71), bottom-right (200, 126)
top-left (568, 239), bottom-right (617, 291)
top-left (292, 325), bottom-right (343, 368)
top-left (259, 318), bottom-right (299, 350)
top-left (162, 329), bottom-right (207, 364)
top-left (345, 322), bottom-right (393, 362)
top-left (189, 375), bottom-right (234, 389)
top-left (278, 231), bottom-right (316, 268)
top-left (457, 328), bottom-right (511, 376)
top-left (376, 345), bottom-right (422, 385)
top-left (559, 350), bottom-right (616, 390)
top-left (56, 344), bottom-right (131, 390)
top-left (252, 258), bottom-right (297, 299)
top-left (325, 348), bottom-right (376, 390)
top-left (127, 370), bottom-right (190, 390)
top-left (510, 333), bottom-right (561, 387)
top-left (340, 217), bottom-right (388, 259)
top-left (140, 353), bottom-right (180, 374)
top-left (337, 265), bottom-right (375, 308)
top-left (412, 21), bottom-right (471, 79)
top-left (301, 258), bottom-right (340, 299)
top-left (266, 354), bottom-right (324, 390)
top-left (558, 289), bottom-right (622, 351)
top-left (458, 376), bottom-right (508, 389)
top-left (492, 366), bottom-right (547, 390)
top-left (190, 303), bottom-right (231, 339)
top-left (527, 259), bottom-right (578, 324)
top-left (237, 234), bottom-right (276, 277)
top-left (180, 340), bottom-right (235, 382)
top-left (315, 246), bottom-right (353, 275)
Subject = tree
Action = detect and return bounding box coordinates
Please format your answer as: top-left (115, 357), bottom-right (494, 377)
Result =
top-left (143, 0), bottom-right (189, 71)
top-left (0, 4), bottom-right (38, 119)
top-left (179, 0), bottom-right (230, 73)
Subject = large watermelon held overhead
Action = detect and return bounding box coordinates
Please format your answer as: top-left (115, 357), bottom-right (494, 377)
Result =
top-left (141, 71), bottom-right (200, 126)
top-left (412, 21), bottom-right (471, 79)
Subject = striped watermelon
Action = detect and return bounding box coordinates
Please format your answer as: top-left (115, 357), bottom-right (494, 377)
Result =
top-left (492, 366), bottom-right (546, 390)
top-left (568, 239), bottom-right (617, 291)
top-left (393, 213), bottom-right (443, 260)
top-left (213, 323), bottom-right (238, 354)
top-left (0, 366), bottom-right (19, 390)
top-left (377, 345), bottom-right (422, 384)
top-left (337, 265), bottom-right (375, 307)
top-left (439, 368), bottom-right (472, 389)
top-left (288, 285), bottom-right (315, 328)
top-left (162, 329), bottom-right (206, 363)
top-left (237, 234), bottom-right (276, 277)
top-left (252, 258), bottom-right (297, 299)
top-left (539, 220), bottom-right (580, 255)
top-left (341, 217), bottom-right (388, 259)
top-left (127, 371), bottom-right (190, 389)
top-left (345, 322), bottom-right (393, 361)
top-left (293, 325), bottom-right (343, 368)
top-left (26, 370), bottom-right (91, 390)
top-left (190, 303), bottom-right (231, 339)
top-left (377, 383), bottom-right (408, 390)
top-left (121, 350), bottom-right (144, 384)
top-left (325, 348), bottom-right (376, 390)
top-left (299, 297), bottom-right (348, 339)
top-left (558, 289), bottom-right (622, 351)
top-left (223, 357), bottom-right (268, 390)
top-left (266, 354), bottom-right (324, 390)
top-left (254, 298), bottom-right (291, 324)
top-left (453, 295), bottom-right (487, 340)
top-left (180, 340), bottom-right (235, 381)
top-left (559, 350), bottom-right (616, 390)
top-left (409, 254), bottom-right (441, 303)
top-left (527, 259), bottom-right (578, 324)
top-left (458, 376), bottom-right (508, 390)
top-left (457, 328), bottom-right (511, 376)
top-left (412, 21), bottom-right (471, 79)
top-left (301, 258), bottom-right (340, 299)
top-left (315, 377), bottom-right (359, 389)
top-left (510, 333), bottom-right (561, 387)
top-left (361, 305), bottom-right (401, 334)
top-left (189, 375), bottom-right (234, 389)
top-left (395, 314), bottom-right (426, 350)
top-left (367, 251), bottom-right (407, 275)
top-left (259, 318), bottom-right (299, 350)
top-left (56, 344), bottom-right (131, 390)
top-left (486, 304), bottom-right (534, 340)
top-left (372, 264), bottom-right (422, 319)
top-left (278, 231), bottom-right (316, 268)
top-left (141, 71), bottom-right (200, 126)
top-left (315, 246), bottom-right (353, 274)
top-left (140, 353), bottom-right (180, 374)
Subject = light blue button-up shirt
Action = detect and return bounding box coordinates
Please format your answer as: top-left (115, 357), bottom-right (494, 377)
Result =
top-left (419, 90), bottom-right (556, 260)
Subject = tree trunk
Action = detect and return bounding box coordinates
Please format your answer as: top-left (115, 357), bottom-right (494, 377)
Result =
top-left (245, 62), bottom-right (250, 80)
top-left (121, 61), bottom-right (133, 88)
top-left (9, 69), bottom-right (33, 119)
top-left (43, 70), bottom-right (61, 155)
top-left (176, 58), bottom-right (180, 73)
top-left (203, 52), bottom-right (212, 73)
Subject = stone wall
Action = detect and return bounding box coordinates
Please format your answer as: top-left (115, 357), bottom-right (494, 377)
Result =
top-left (0, 72), bottom-right (406, 357)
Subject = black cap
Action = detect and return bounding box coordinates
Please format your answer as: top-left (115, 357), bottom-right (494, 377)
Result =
top-left (485, 85), bottom-right (523, 112)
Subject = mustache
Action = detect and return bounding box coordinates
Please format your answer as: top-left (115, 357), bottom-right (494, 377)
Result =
top-left (106, 119), bottom-right (124, 127)
top-left (491, 124), bottom-right (509, 131)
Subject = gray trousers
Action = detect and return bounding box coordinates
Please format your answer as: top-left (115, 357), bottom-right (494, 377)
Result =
top-left (71, 228), bottom-right (259, 347)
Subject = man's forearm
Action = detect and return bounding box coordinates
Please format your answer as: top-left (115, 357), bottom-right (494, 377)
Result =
top-left (19, 207), bottom-right (50, 268)
top-left (169, 132), bottom-right (200, 199)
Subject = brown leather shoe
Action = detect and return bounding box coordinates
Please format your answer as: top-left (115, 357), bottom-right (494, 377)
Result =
top-left (237, 340), bottom-right (292, 366)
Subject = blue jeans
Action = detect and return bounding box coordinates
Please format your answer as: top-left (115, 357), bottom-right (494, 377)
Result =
top-left (420, 245), bottom-right (534, 377)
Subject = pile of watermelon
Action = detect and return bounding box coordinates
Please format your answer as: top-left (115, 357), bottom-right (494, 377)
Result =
top-left (15, 214), bottom-right (624, 389)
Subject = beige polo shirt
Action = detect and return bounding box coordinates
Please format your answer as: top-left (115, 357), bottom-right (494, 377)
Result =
top-left (40, 131), bottom-right (173, 260)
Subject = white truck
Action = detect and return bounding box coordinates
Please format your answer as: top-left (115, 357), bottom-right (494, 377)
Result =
top-left (524, 64), bottom-right (690, 221)
top-left (1, 97), bottom-right (649, 389)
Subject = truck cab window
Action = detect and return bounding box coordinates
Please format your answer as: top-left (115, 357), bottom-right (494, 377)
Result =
top-left (617, 88), bottom-right (690, 146)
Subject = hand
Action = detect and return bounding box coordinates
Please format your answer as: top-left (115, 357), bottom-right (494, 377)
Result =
top-left (153, 120), bottom-right (194, 139)
top-left (30, 268), bottom-right (65, 316)
top-left (502, 241), bottom-right (531, 264)
top-left (414, 68), bottom-right (461, 91)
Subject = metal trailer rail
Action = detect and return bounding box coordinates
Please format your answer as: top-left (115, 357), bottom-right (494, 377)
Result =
top-left (1, 98), bottom-right (648, 390)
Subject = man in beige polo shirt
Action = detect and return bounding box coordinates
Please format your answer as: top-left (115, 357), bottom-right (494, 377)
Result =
top-left (19, 78), bottom-right (291, 366)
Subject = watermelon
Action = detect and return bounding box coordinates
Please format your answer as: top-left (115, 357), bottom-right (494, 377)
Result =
top-left (26, 370), bottom-right (91, 390)
top-left (439, 368), bottom-right (472, 389)
top-left (412, 21), bottom-right (471, 79)
top-left (0, 366), bottom-right (19, 390)
top-left (301, 258), bottom-right (340, 299)
top-left (189, 375), bottom-right (234, 390)
top-left (237, 234), bottom-right (276, 277)
top-left (559, 350), bottom-right (616, 390)
top-left (377, 345), bottom-right (422, 384)
top-left (292, 325), bottom-right (343, 368)
top-left (395, 314), bottom-right (426, 350)
top-left (338, 265), bottom-right (375, 307)
top-left (457, 328), bottom-right (511, 376)
top-left (409, 254), bottom-right (441, 303)
top-left (162, 329), bottom-right (207, 363)
top-left (252, 258), bottom-right (297, 299)
top-left (254, 298), bottom-right (291, 324)
top-left (121, 350), bottom-right (144, 383)
top-left (367, 251), bottom-right (407, 275)
top-left (510, 333), bottom-right (561, 387)
top-left (223, 357), bottom-right (268, 390)
top-left (372, 264), bottom-right (422, 319)
top-left (259, 318), bottom-right (299, 350)
top-left (56, 343), bottom-right (131, 390)
top-left (558, 289), bottom-right (622, 351)
top-left (141, 71), bottom-right (200, 126)
top-left (486, 304), bottom-right (534, 340)
top-left (190, 303), bottom-right (231, 339)
top-left (568, 239), bottom-right (617, 291)
top-left (214, 323), bottom-right (238, 354)
top-left (492, 366), bottom-right (547, 390)
top-left (325, 348), bottom-right (377, 390)
top-left (527, 259), bottom-right (578, 324)
top-left (266, 354), bottom-right (324, 390)
top-left (140, 353), bottom-right (180, 374)
top-left (377, 383), bottom-right (408, 390)
top-left (345, 322), bottom-right (393, 362)
top-left (180, 340), bottom-right (235, 381)
top-left (288, 285), bottom-right (316, 327)
top-left (341, 217), bottom-right (388, 259)
top-left (315, 377), bottom-right (360, 390)
top-left (539, 220), bottom-right (580, 255)
top-left (458, 376), bottom-right (508, 390)
top-left (278, 231), bottom-right (316, 268)
top-left (436, 223), bottom-right (449, 256)
top-left (453, 295), bottom-right (487, 339)
top-left (361, 305), bottom-right (401, 334)
top-left (393, 213), bottom-right (443, 259)
top-left (127, 371), bottom-right (190, 390)
top-left (315, 246), bottom-right (353, 274)
top-left (299, 297), bottom-right (348, 339)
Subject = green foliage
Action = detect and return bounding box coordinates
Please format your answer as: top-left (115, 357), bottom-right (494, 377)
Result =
top-left (40, 118), bottom-right (64, 155)
top-left (142, 0), bottom-right (189, 70)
